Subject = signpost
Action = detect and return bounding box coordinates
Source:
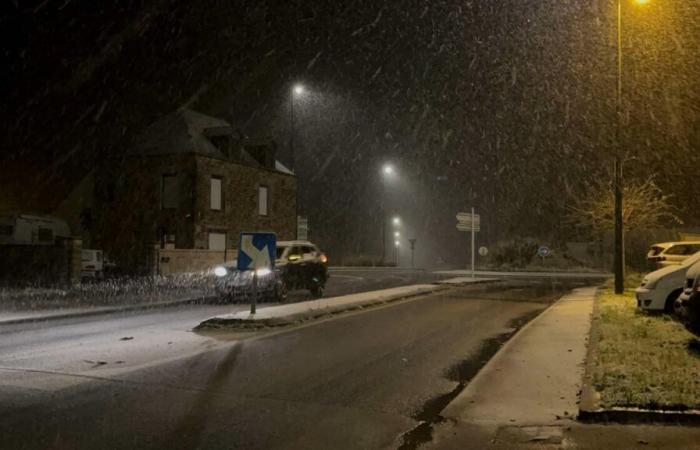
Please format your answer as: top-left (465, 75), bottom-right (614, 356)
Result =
top-left (456, 209), bottom-right (480, 278)
top-left (409, 238), bottom-right (417, 268)
top-left (537, 245), bottom-right (551, 265)
top-left (238, 232), bottom-right (277, 315)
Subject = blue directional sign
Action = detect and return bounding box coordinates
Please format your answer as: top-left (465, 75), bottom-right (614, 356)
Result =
top-left (537, 246), bottom-right (551, 258)
top-left (237, 232), bottom-right (277, 271)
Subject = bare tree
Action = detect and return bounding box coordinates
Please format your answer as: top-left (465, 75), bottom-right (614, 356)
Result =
top-left (568, 177), bottom-right (682, 237)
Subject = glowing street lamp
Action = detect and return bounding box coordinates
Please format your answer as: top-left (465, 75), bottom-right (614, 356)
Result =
top-left (392, 216), bottom-right (401, 226)
top-left (394, 231), bottom-right (400, 238)
top-left (612, 0), bottom-right (650, 293)
top-left (382, 164), bottom-right (395, 176)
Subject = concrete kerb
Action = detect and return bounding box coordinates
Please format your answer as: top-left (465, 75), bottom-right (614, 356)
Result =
top-left (196, 278), bottom-right (501, 331)
top-left (196, 285), bottom-right (448, 330)
top-left (0, 295), bottom-right (215, 326)
top-left (578, 289), bottom-right (700, 425)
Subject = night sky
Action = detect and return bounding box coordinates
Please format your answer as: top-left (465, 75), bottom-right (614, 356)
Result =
top-left (2, 0), bottom-right (698, 262)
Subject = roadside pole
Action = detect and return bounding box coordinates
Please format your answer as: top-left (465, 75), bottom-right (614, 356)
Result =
top-left (456, 210), bottom-right (480, 278)
top-left (409, 238), bottom-right (416, 269)
top-left (471, 207), bottom-right (475, 279)
top-left (251, 270), bottom-right (258, 315)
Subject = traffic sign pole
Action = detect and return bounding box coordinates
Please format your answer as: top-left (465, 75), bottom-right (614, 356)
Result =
top-left (251, 270), bottom-right (258, 315)
top-left (471, 207), bottom-right (475, 278)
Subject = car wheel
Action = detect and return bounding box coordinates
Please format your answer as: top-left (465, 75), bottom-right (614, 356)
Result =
top-left (310, 283), bottom-right (324, 298)
top-left (276, 282), bottom-right (288, 303)
top-left (665, 289), bottom-right (683, 314)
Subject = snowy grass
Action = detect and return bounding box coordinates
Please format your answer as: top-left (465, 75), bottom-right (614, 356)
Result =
top-left (593, 289), bottom-right (700, 410)
top-left (0, 273), bottom-right (217, 311)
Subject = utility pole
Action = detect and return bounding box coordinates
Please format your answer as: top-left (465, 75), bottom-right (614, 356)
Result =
top-left (471, 207), bottom-right (476, 279)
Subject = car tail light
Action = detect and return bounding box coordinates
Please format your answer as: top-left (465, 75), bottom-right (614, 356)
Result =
top-left (320, 254), bottom-right (328, 264)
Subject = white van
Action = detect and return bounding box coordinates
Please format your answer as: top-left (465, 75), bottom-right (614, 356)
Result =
top-left (0, 214), bottom-right (71, 246)
top-left (636, 252), bottom-right (700, 312)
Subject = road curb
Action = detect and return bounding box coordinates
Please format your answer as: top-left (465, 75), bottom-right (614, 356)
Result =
top-left (197, 279), bottom-right (503, 331)
top-left (0, 295), bottom-right (217, 326)
top-left (578, 407), bottom-right (700, 424)
top-left (196, 285), bottom-right (449, 330)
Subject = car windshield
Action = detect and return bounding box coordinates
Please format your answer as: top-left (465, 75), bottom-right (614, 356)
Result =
top-left (2, 2), bottom-right (700, 448)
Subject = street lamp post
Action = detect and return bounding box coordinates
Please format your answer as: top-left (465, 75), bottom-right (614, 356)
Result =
top-left (614, 0), bottom-right (648, 294)
top-left (614, 0), bottom-right (624, 294)
top-left (290, 84), bottom-right (305, 172)
top-left (380, 164), bottom-right (395, 263)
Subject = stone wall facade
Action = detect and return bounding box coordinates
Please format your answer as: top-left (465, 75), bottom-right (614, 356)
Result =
top-left (93, 153), bottom-right (296, 272)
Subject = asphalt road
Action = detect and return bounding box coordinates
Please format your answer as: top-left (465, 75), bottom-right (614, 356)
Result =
top-left (0, 279), bottom-right (595, 450)
top-left (294, 267), bottom-right (442, 300)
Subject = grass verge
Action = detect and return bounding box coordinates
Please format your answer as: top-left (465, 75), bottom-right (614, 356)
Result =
top-left (593, 289), bottom-right (700, 410)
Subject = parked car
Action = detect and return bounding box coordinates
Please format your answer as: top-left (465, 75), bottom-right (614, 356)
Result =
top-left (81, 249), bottom-right (104, 280)
top-left (635, 251), bottom-right (700, 313)
top-left (647, 241), bottom-right (700, 269)
top-left (675, 260), bottom-right (700, 327)
top-left (214, 240), bottom-right (329, 302)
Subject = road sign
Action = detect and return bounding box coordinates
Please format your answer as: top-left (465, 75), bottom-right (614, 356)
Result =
top-left (237, 232), bottom-right (277, 271)
top-left (478, 246), bottom-right (489, 257)
top-left (457, 224), bottom-right (480, 232)
top-left (456, 212), bottom-right (480, 222)
top-left (537, 246), bottom-right (551, 258)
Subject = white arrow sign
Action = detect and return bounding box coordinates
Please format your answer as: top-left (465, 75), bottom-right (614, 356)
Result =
top-left (240, 234), bottom-right (272, 270)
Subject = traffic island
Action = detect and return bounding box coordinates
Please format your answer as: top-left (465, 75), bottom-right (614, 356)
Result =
top-left (579, 289), bottom-right (700, 423)
top-left (195, 284), bottom-right (447, 330)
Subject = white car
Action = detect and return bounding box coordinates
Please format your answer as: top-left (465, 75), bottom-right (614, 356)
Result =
top-left (678, 261), bottom-right (700, 306)
top-left (636, 251), bottom-right (700, 312)
top-left (647, 241), bottom-right (700, 269)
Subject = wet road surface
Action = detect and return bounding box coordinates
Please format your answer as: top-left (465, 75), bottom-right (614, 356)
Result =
top-left (0, 280), bottom-right (593, 449)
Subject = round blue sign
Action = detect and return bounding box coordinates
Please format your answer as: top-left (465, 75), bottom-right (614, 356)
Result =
top-left (537, 246), bottom-right (551, 258)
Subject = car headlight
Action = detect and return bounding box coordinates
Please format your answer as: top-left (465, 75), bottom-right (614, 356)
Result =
top-left (256, 268), bottom-right (272, 277)
top-left (214, 266), bottom-right (228, 277)
top-left (643, 278), bottom-right (657, 289)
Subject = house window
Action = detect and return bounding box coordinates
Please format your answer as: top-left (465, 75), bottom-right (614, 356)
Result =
top-left (210, 177), bottom-right (223, 210)
top-left (208, 232), bottom-right (226, 250)
top-left (258, 185), bottom-right (269, 216)
top-left (161, 174), bottom-right (178, 209)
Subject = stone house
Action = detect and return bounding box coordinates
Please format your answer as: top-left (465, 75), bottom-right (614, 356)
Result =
top-left (91, 109), bottom-right (296, 272)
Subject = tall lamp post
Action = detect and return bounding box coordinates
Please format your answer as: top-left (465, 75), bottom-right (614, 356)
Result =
top-left (614, 0), bottom-right (649, 294)
top-left (381, 164), bottom-right (395, 262)
top-left (290, 84), bottom-right (305, 172)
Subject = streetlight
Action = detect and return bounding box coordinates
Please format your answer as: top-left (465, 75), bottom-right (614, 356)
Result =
top-left (380, 164), bottom-right (398, 263)
top-left (613, 0), bottom-right (649, 294)
top-left (392, 216), bottom-right (401, 226)
top-left (394, 231), bottom-right (400, 238)
top-left (289, 83), bottom-right (306, 172)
